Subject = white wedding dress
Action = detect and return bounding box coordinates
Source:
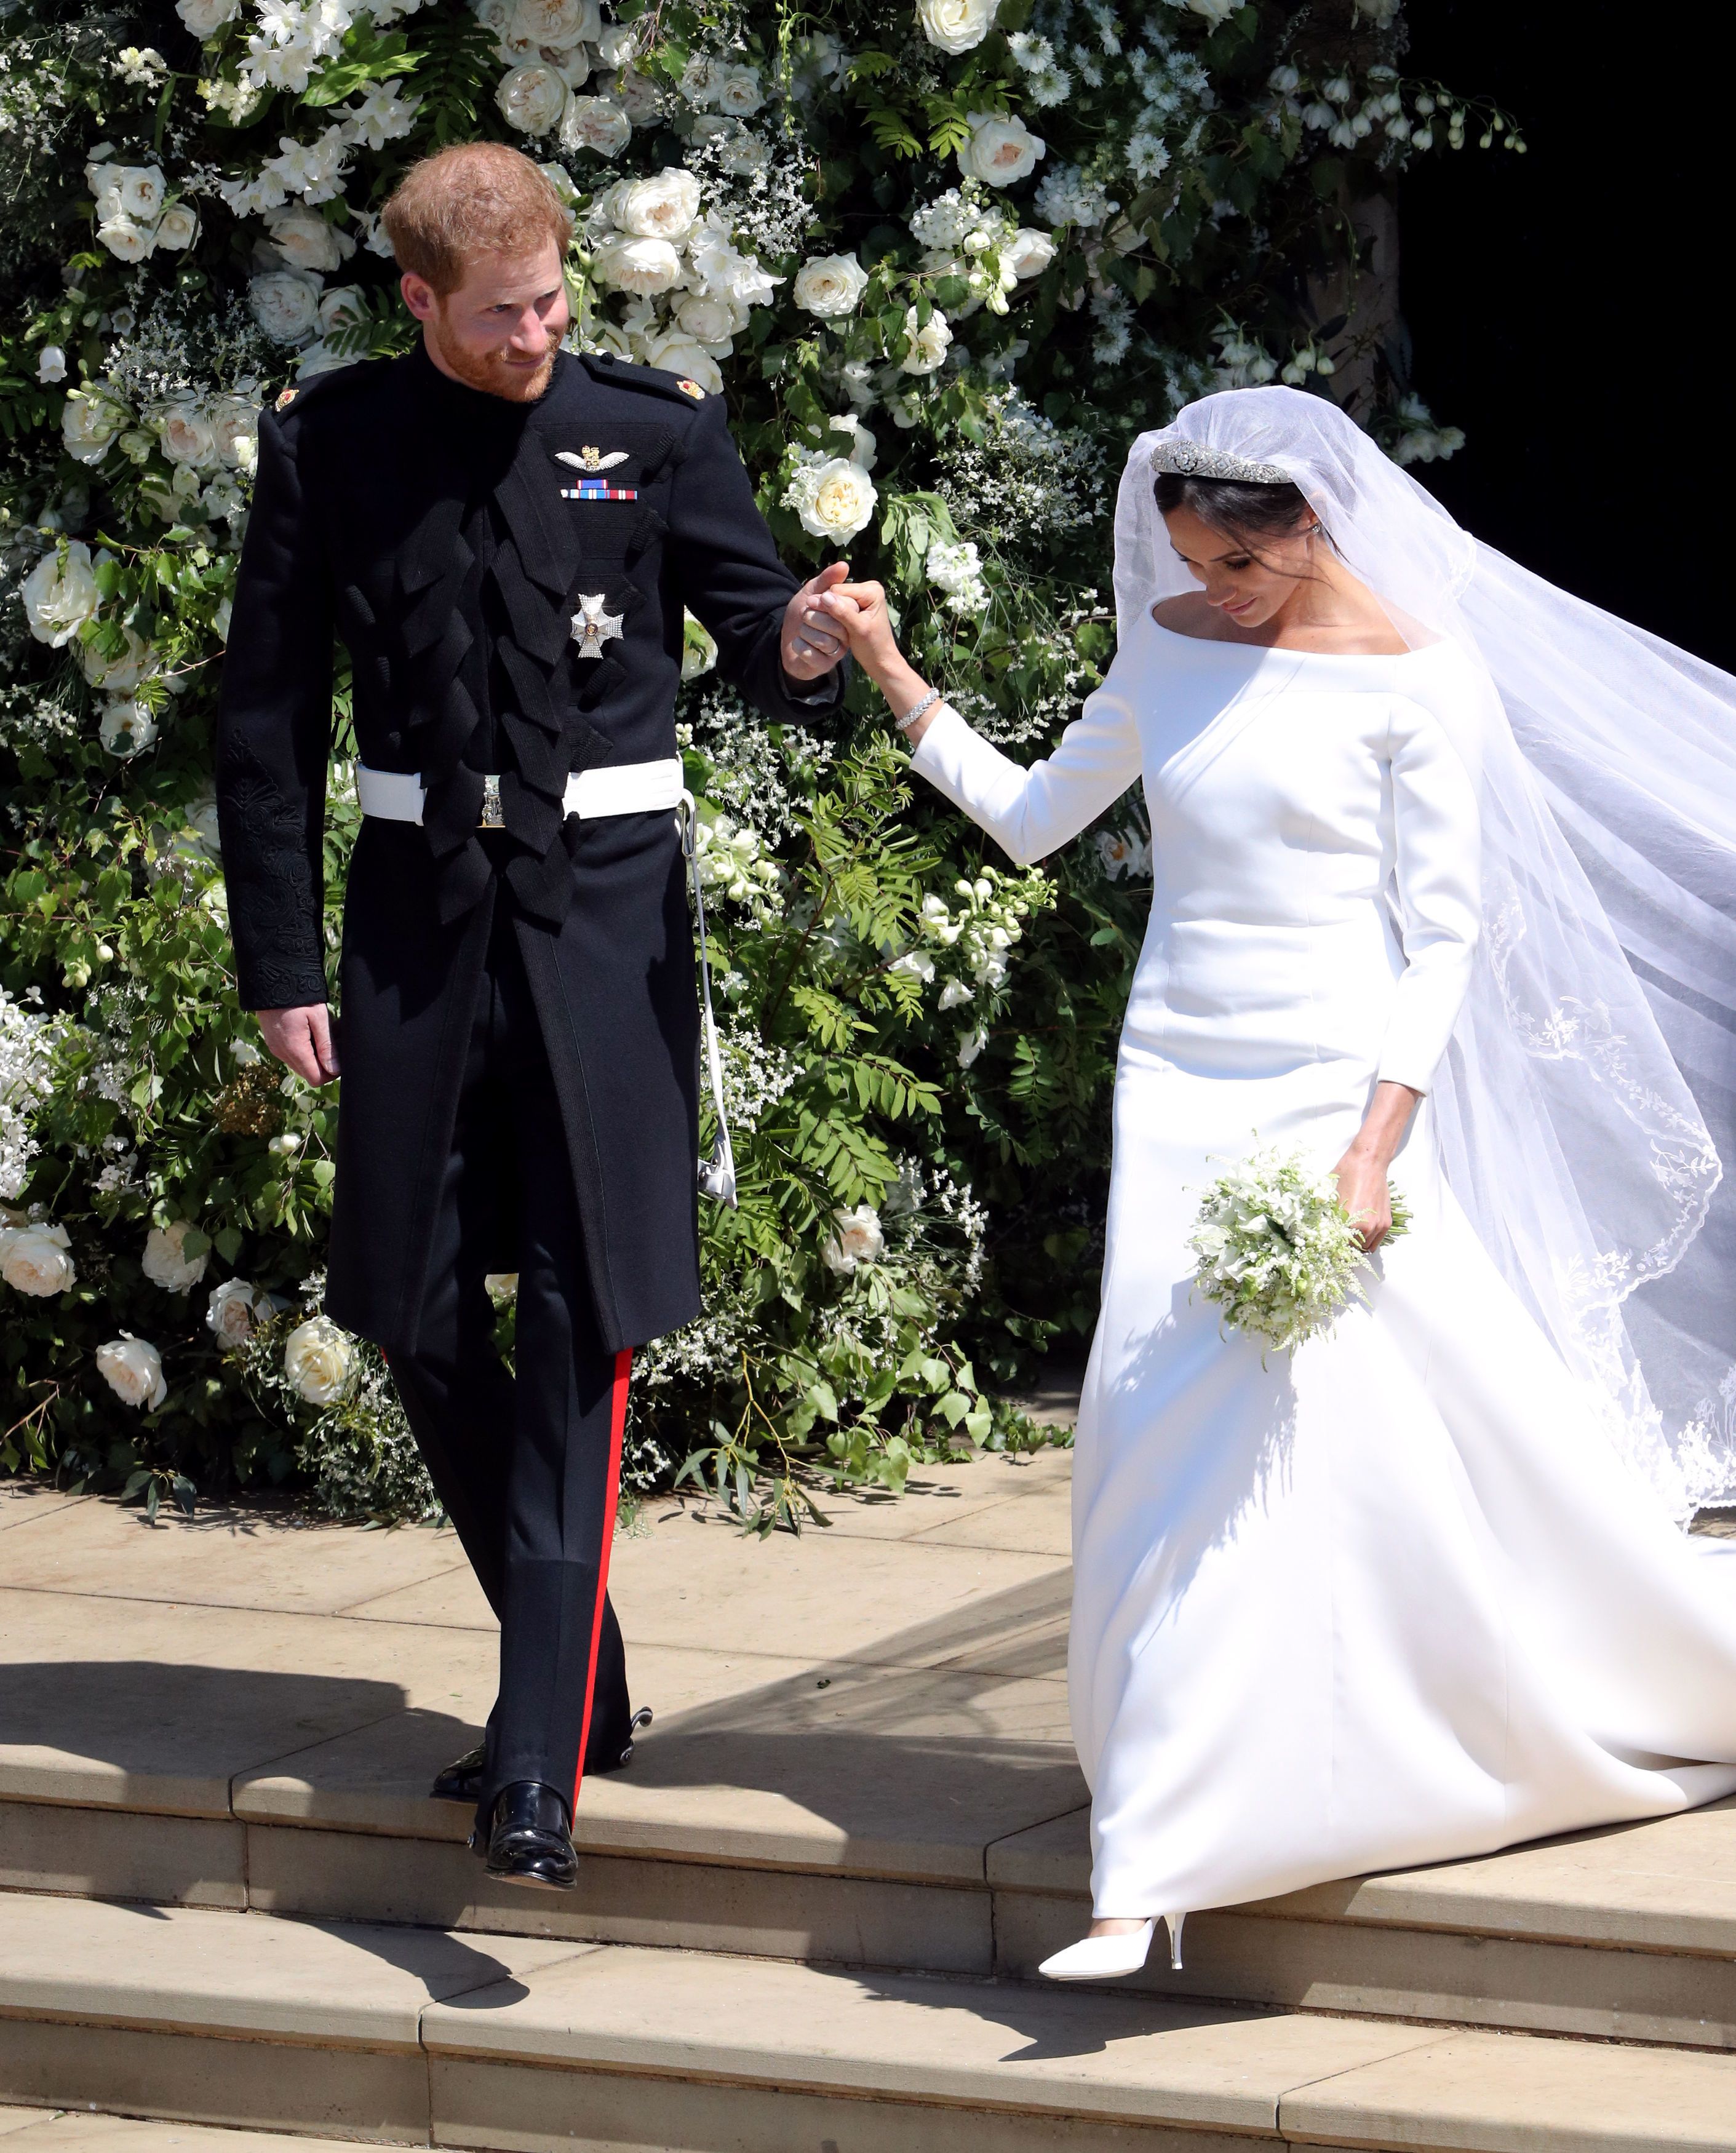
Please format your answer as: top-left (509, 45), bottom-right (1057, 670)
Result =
top-left (911, 610), bottom-right (1736, 1922)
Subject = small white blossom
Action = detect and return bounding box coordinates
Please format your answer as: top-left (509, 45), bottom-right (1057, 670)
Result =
top-left (36, 347), bottom-right (66, 385)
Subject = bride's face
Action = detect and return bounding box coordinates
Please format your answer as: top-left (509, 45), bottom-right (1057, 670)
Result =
top-left (1163, 506), bottom-right (1316, 629)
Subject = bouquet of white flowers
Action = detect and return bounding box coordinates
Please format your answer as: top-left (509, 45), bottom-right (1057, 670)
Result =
top-left (1187, 1145), bottom-right (1412, 1354)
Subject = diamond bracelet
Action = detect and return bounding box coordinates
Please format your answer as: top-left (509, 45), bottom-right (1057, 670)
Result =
top-left (894, 688), bottom-right (943, 735)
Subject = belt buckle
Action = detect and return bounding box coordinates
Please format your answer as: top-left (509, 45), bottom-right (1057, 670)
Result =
top-left (479, 775), bottom-right (504, 830)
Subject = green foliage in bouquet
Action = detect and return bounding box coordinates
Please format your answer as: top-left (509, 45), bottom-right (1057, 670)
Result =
top-left (0, 0), bottom-right (1514, 1519)
top-left (1187, 1144), bottom-right (1412, 1355)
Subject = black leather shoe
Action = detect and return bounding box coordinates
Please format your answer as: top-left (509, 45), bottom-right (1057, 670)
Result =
top-left (430, 1741), bottom-right (485, 1804)
top-left (483, 1781), bottom-right (578, 1890)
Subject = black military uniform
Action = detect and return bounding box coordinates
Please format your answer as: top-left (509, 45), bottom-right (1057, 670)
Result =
top-left (217, 342), bottom-right (842, 1872)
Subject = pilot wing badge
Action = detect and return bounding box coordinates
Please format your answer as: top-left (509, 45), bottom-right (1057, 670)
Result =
top-left (555, 447), bottom-right (637, 501)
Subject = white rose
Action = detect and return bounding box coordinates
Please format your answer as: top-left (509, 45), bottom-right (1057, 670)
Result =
top-left (154, 202), bottom-right (199, 252)
top-left (712, 63), bottom-right (764, 116)
top-left (677, 54), bottom-right (715, 105)
top-left (640, 329), bottom-right (723, 394)
top-left (1005, 227), bottom-right (1057, 279)
top-left (786, 454), bottom-right (878, 544)
top-left (37, 346), bottom-right (66, 384)
top-left (900, 304), bottom-right (954, 375)
top-left (20, 541), bottom-right (100, 648)
top-left (205, 1277), bottom-right (263, 1349)
top-left (614, 167), bottom-right (700, 241)
top-left (97, 217), bottom-right (156, 263)
top-left (497, 62), bottom-right (569, 135)
top-left (249, 269), bottom-right (323, 346)
top-left (177, 0), bottom-right (241, 34)
top-left (96, 1333), bottom-right (168, 1411)
top-left (958, 111), bottom-right (1046, 188)
top-left (559, 95), bottom-right (631, 156)
top-left (673, 290), bottom-right (741, 346)
top-left (594, 22), bottom-right (640, 67)
top-left (317, 284), bottom-right (367, 337)
top-left (155, 403), bottom-right (218, 468)
top-left (1, 1222), bottom-right (76, 1297)
top-left (100, 698), bottom-right (159, 758)
top-left (142, 1220), bottom-right (210, 1294)
top-left (62, 390), bottom-right (132, 465)
top-left (82, 627), bottom-right (155, 693)
top-left (792, 252), bottom-right (869, 319)
top-left (284, 1315), bottom-right (356, 1404)
top-left (917, 0), bottom-right (995, 55)
top-left (821, 1204), bottom-right (886, 1274)
top-left (827, 412), bottom-right (878, 469)
top-left (591, 235), bottom-right (683, 295)
top-left (509, 0), bottom-right (598, 49)
top-left (266, 203), bottom-right (345, 273)
top-left (117, 165), bottom-right (166, 221)
top-left (210, 395), bottom-right (260, 469)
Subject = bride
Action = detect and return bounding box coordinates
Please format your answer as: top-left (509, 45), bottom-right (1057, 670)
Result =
top-left (816, 386), bottom-right (1736, 1981)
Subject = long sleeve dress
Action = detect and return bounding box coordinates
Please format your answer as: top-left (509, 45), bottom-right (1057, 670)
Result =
top-left (911, 611), bottom-right (1736, 1920)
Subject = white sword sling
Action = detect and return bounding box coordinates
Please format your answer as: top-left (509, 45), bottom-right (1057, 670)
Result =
top-left (354, 756), bottom-right (738, 1209)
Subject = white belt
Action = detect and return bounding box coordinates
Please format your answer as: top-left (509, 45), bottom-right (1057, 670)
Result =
top-left (354, 755), bottom-right (736, 1210)
top-left (355, 757), bottom-right (685, 828)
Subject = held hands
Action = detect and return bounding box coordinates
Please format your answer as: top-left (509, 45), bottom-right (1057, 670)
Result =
top-left (259, 1004), bottom-right (340, 1087)
top-left (781, 560), bottom-right (854, 680)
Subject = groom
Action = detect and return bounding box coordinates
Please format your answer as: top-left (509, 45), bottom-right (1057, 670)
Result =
top-left (217, 142), bottom-right (849, 1887)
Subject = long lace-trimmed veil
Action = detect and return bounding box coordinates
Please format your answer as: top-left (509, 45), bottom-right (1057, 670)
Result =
top-left (1115, 386), bottom-right (1736, 1518)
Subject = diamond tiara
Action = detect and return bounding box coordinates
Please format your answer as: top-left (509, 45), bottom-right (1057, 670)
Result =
top-left (1150, 440), bottom-right (1292, 485)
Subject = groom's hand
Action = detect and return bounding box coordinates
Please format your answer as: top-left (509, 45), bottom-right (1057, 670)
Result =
top-left (258, 1003), bottom-right (340, 1086)
top-left (781, 560), bottom-right (853, 680)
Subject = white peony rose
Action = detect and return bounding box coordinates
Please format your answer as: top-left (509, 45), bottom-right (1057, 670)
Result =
top-left (958, 111), bottom-right (1046, 187)
top-left (917, 0), bottom-right (995, 55)
top-left (96, 217), bottom-right (156, 263)
top-left (792, 252), bottom-right (869, 318)
top-left (205, 1277), bottom-right (263, 1349)
top-left (266, 203), bottom-right (346, 273)
top-left (677, 54), bottom-right (716, 105)
top-left (613, 167), bottom-right (700, 241)
top-left (712, 63), bottom-right (764, 116)
top-left (155, 403), bottom-right (218, 468)
top-left (673, 290), bottom-right (742, 346)
top-left (142, 1220), bottom-right (210, 1294)
top-left (20, 541), bottom-right (100, 648)
top-left (249, 269), bottom-right (324, 346)
top-left (82, 627), bottom-right (155, 693)
top-left (509, 0), bottom-right (598, 48)
top-left (154, 202), bottom-right (199, 252)
top-left (62, 389), bottom-right (131, 465)
top-left (560, 95), bottom-right (631, 156)
top-left (591, 235), bottom-right (682, 295)
top-left (783, 453), bottom-right (878, 545)
top-left (1, 1222), bottom-right (76, 1297)
top-left (594, 21), bottom-right (640, 67)
top-left (821, 1204), bottom-right (886, 1274)
top-left (284, 1315), bottom-right (356, 1404)
top-left (97, 1334), bottom-right (168, 1411)
top-left (36, 346), bottom-right (66, 384)
top-left (640, 329), bottom-right (723, 395)
top-left (496, 62), bottom-right (569, 136)
top-left (210, 396), bottom-right (261, 469)
top-left (1005, 226), bottom-right (1057, 279)
top-left (317, 284), bottom-right (367, 337)
top-left (100, 698), bottom-right (158, 758)
top-left (900, 304), bottom-right (954, 375)
top-left (610, 66), bottom-right (663, 124)
top-left (177, 0), bottom-right (241, 34)
top-left (117, 165), bottom-right (167, 221)
top-left (827, 412), bottom-right (878, 469)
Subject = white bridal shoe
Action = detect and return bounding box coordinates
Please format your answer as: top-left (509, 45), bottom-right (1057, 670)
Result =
top-left (1038, 1912), bottom-right (1187, 1981)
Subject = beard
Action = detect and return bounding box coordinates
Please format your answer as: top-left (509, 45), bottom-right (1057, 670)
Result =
top-left (426, 311), bottom-right (555, 404)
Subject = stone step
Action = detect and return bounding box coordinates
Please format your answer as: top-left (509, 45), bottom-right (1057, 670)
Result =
top-left (6, 1755), bottom-right (1736, 2052)
top-left (0, 2111), bottom-right (351, 2153)
top-left (4, 1889), bottom-right (1736, 2153)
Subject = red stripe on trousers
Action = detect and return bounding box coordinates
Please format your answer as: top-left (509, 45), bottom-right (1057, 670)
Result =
top-left (571, 1347), bottom-right (631, 1815)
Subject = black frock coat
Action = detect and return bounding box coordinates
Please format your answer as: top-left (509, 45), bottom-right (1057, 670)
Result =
top-left (215, 344), bottom-right (843, 1356)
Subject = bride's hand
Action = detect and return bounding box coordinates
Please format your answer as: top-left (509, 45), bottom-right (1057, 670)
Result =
top-left (816, 578), bottom-right (902, 682)
top-left (1333, 1150), bottom-right (1394, 1250)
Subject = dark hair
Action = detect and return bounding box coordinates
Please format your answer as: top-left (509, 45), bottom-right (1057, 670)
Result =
top-left (1153, 471), bottom-right (1316, 554)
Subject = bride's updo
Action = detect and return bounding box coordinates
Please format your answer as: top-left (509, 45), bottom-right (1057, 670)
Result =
top-left (1153, 471), bottom-right (1315, 552)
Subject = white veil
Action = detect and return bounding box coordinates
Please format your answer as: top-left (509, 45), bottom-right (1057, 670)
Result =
top-left (1116, 385), bottom-right (1736, 1519)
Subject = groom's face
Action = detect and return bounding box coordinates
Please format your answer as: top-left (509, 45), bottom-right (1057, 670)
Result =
top-left (404, 241), bottom-right (570, 403)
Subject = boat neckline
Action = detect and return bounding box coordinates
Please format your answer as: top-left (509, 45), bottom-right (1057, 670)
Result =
top-left (1146, 610), bottom-right (1443, 660)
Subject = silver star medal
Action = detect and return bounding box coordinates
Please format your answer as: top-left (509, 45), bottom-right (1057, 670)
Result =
top-left (570, 592), bottom-right (625, 659)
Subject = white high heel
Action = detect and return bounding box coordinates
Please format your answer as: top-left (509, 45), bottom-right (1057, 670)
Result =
top-left (1037, 1911), bottom-right (1188, 1983)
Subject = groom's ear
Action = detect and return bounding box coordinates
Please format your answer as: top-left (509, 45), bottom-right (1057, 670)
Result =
top-left (400, 271), bottom-right (438, 324)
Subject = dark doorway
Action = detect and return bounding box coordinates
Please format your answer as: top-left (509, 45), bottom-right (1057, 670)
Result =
top-left (1400, 4), bottom-right (1732, 668)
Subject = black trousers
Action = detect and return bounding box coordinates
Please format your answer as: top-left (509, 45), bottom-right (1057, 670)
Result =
top-left (388, 895), bottom-right (634, 1832)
